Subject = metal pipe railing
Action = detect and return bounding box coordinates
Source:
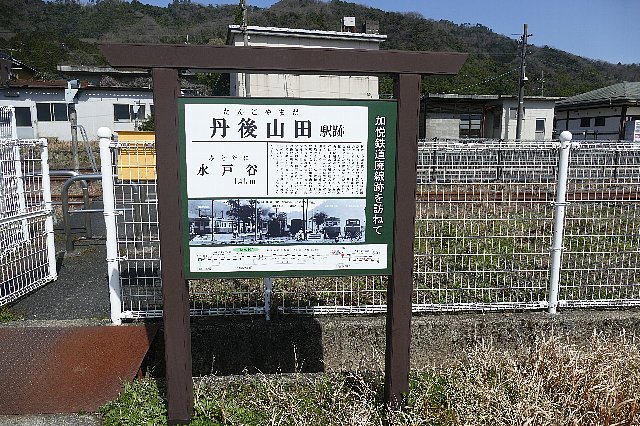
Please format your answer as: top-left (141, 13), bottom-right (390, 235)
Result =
top-left (51, 170), bottom-right (92, 237)
top-left (61, 174), bottom-right (102, 252)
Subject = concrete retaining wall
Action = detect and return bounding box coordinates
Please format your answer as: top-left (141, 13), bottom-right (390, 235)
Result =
top-left (143, 310), bottom-right (640, 376)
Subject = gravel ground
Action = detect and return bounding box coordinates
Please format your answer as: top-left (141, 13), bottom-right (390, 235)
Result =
top-left (10, 210), bottom-right (110, 321)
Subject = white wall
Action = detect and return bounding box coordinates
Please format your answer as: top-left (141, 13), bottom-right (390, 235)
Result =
top-left (501, 99), bottom-right (556, 140)
top-left (229, 30), bottom-right (382, 99)
top-left (555, 106), bottom-right (623, 140)
top-left (77, 90), bottom-right (153, 138)
top-left (423, 99), bottom-right (556, 140)
top-left (1, 88), bottom-right (153, 140)
top-left (424, 114), bottom-right (461, 139)
top-left (1, 89), bottom-right (67, 139)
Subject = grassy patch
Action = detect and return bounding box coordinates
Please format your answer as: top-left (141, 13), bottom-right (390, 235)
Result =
top-left (102, 335), bottom-right (640, 425)
top-left (0, 305), bottom-right (18, 323)
top-left (100, 376), bottom-right (167, 426)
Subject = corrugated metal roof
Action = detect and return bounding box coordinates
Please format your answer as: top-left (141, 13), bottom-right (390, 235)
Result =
top-left (556, 81), bottom-right (640, 107)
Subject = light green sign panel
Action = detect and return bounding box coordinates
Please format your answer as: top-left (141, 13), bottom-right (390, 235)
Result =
top-left (179, 97), bottom-right (397, 278)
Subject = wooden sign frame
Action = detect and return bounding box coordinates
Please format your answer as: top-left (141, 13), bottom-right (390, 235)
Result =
top-left (100, 42), bottom-right (466, 425)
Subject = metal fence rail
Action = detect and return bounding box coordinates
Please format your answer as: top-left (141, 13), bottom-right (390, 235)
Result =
top-left (275, 275), bottom-right (388, 314)
top-left (0, 106), bottom-right (17, 139)
top-left (101, 137), bottom-right (640, 320)
top-left (560, 142), bottom-right (640, 308)
top-left (414, 141), bottom-right (559, 311)
top-left (0, 138), bottom-right (57, 306)
top-left (105, 140), bottom-right (265, 319)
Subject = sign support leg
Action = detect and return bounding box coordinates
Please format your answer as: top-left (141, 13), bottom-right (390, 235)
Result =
top-left (152, 67), bottom-right (194, 425)
top-left (385, 73), bottom-right (421, 410)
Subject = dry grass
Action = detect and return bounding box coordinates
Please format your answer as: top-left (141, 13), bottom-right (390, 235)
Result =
top-left (395, 332), bottom-right (640, 426)
top-left (102, 333), bottom-right (640, 425)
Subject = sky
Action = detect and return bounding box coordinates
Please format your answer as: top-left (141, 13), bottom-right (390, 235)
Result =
top-left (138, 0), bottom-right (639, 65)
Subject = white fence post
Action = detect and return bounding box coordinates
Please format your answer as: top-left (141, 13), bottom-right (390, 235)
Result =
top-left (12, 143), bottom-right (30, 243)
top-left (98, 127), bottom-right (122, 324)
top-left (0, 105), bottom-right (17, 138)
top-left (10, 106), bottom-right (17, 139)
top-left (548, 131), bottom-right (573, 314)
top-left (40, 138), bottom-right (58, 280)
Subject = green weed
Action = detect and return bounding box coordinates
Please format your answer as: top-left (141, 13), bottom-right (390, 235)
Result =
top-left (0, 305), bottom-right (18, 323)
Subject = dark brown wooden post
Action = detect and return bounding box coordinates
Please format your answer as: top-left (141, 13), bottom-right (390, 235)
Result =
top-left (385, 73), bottom-right (421, 409)
top-left (152, 68), bottom-right (193, 425)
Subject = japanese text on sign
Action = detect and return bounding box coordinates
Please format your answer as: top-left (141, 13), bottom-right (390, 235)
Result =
top-left (185, 104), bottom-right (368, 198)
top-left (372, 115), bottom-right (386, 235)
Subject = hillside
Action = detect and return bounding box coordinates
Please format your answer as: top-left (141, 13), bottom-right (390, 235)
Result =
top-left (1, 0), bottom-right (639, 97)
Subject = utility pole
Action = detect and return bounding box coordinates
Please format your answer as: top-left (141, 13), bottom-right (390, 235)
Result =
top-left (540, 69), bottom-right (545, 97)
top-left (240, 0), bottom-right (250, 97)
top-left (70, 105), bottom-right (79, 173)
top-left (515, 23), bottom-right (529, 140)
top-left (66, 80), bottom-right (80, 172)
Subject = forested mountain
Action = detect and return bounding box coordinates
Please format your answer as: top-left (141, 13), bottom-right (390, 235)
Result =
top-left (1, 0), bottom-right (639, 97)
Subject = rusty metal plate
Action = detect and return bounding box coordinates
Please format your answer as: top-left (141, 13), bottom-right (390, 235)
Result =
top-left (0, 324), bottom-right (159, 414)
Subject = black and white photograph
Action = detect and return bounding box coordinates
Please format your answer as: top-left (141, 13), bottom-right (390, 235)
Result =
top-left (188, 198), bottom-right (366, 245)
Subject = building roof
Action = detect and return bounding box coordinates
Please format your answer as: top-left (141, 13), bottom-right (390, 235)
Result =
top-left (226, 25), bottom-right (387, 45)
top-left (57, 65), bottom-right (151, 76)
top-left (556, 81), bottom-right (640, 109)
top-left (423, 93), bottom-right (563, 102)
top-left (7, 79), bottom-right (68, 88)
top-left (0, 52), bottom-right (37, 74)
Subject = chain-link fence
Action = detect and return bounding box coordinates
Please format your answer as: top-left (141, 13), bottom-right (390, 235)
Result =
top-left (0, 138), bottom-right (57, 306)
top-left (102, 138), bottom-right (640, 320)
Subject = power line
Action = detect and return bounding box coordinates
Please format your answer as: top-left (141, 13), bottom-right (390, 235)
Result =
top-left (453, 66), bottom-right (520, 93)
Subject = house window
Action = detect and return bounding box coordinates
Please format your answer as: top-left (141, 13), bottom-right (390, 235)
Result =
top-left (36, 103), bottom-right (69, 122)
top-left (114, 104), bottom-right (145, 122)
top-left (459, 114), bottom-right (482, 138)
top-left (594, 116), bottom-right (606, 127)
top-left (580, 117), bottom-right (591, 127)
top-left (14, 107), bottom-right (31, 127)
top-left (535, 118), bottom-right (545, 140)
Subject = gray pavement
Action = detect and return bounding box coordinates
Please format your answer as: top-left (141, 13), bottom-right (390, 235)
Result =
top-left (10, 204), bottom-right (110, 322)
top-left (0, 414), bottom-right (102, 426)
top-left (10, 239), bottom-right (110, 321)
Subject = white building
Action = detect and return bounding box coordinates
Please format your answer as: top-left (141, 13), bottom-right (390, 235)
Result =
top-left (423, 94), bottom-right (561, 140)
top-left (1, 25), bottom-right (386, 140)
top-left (554, 81), bottom-right (640, 140)
top-left (226, 25), bottom-right (386, 99)
top-left (0, 81), bottom-right (153, 139)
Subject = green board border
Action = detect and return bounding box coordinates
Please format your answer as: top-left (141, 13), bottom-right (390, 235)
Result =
top-left (179, 97), bottom-right (397, 278)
